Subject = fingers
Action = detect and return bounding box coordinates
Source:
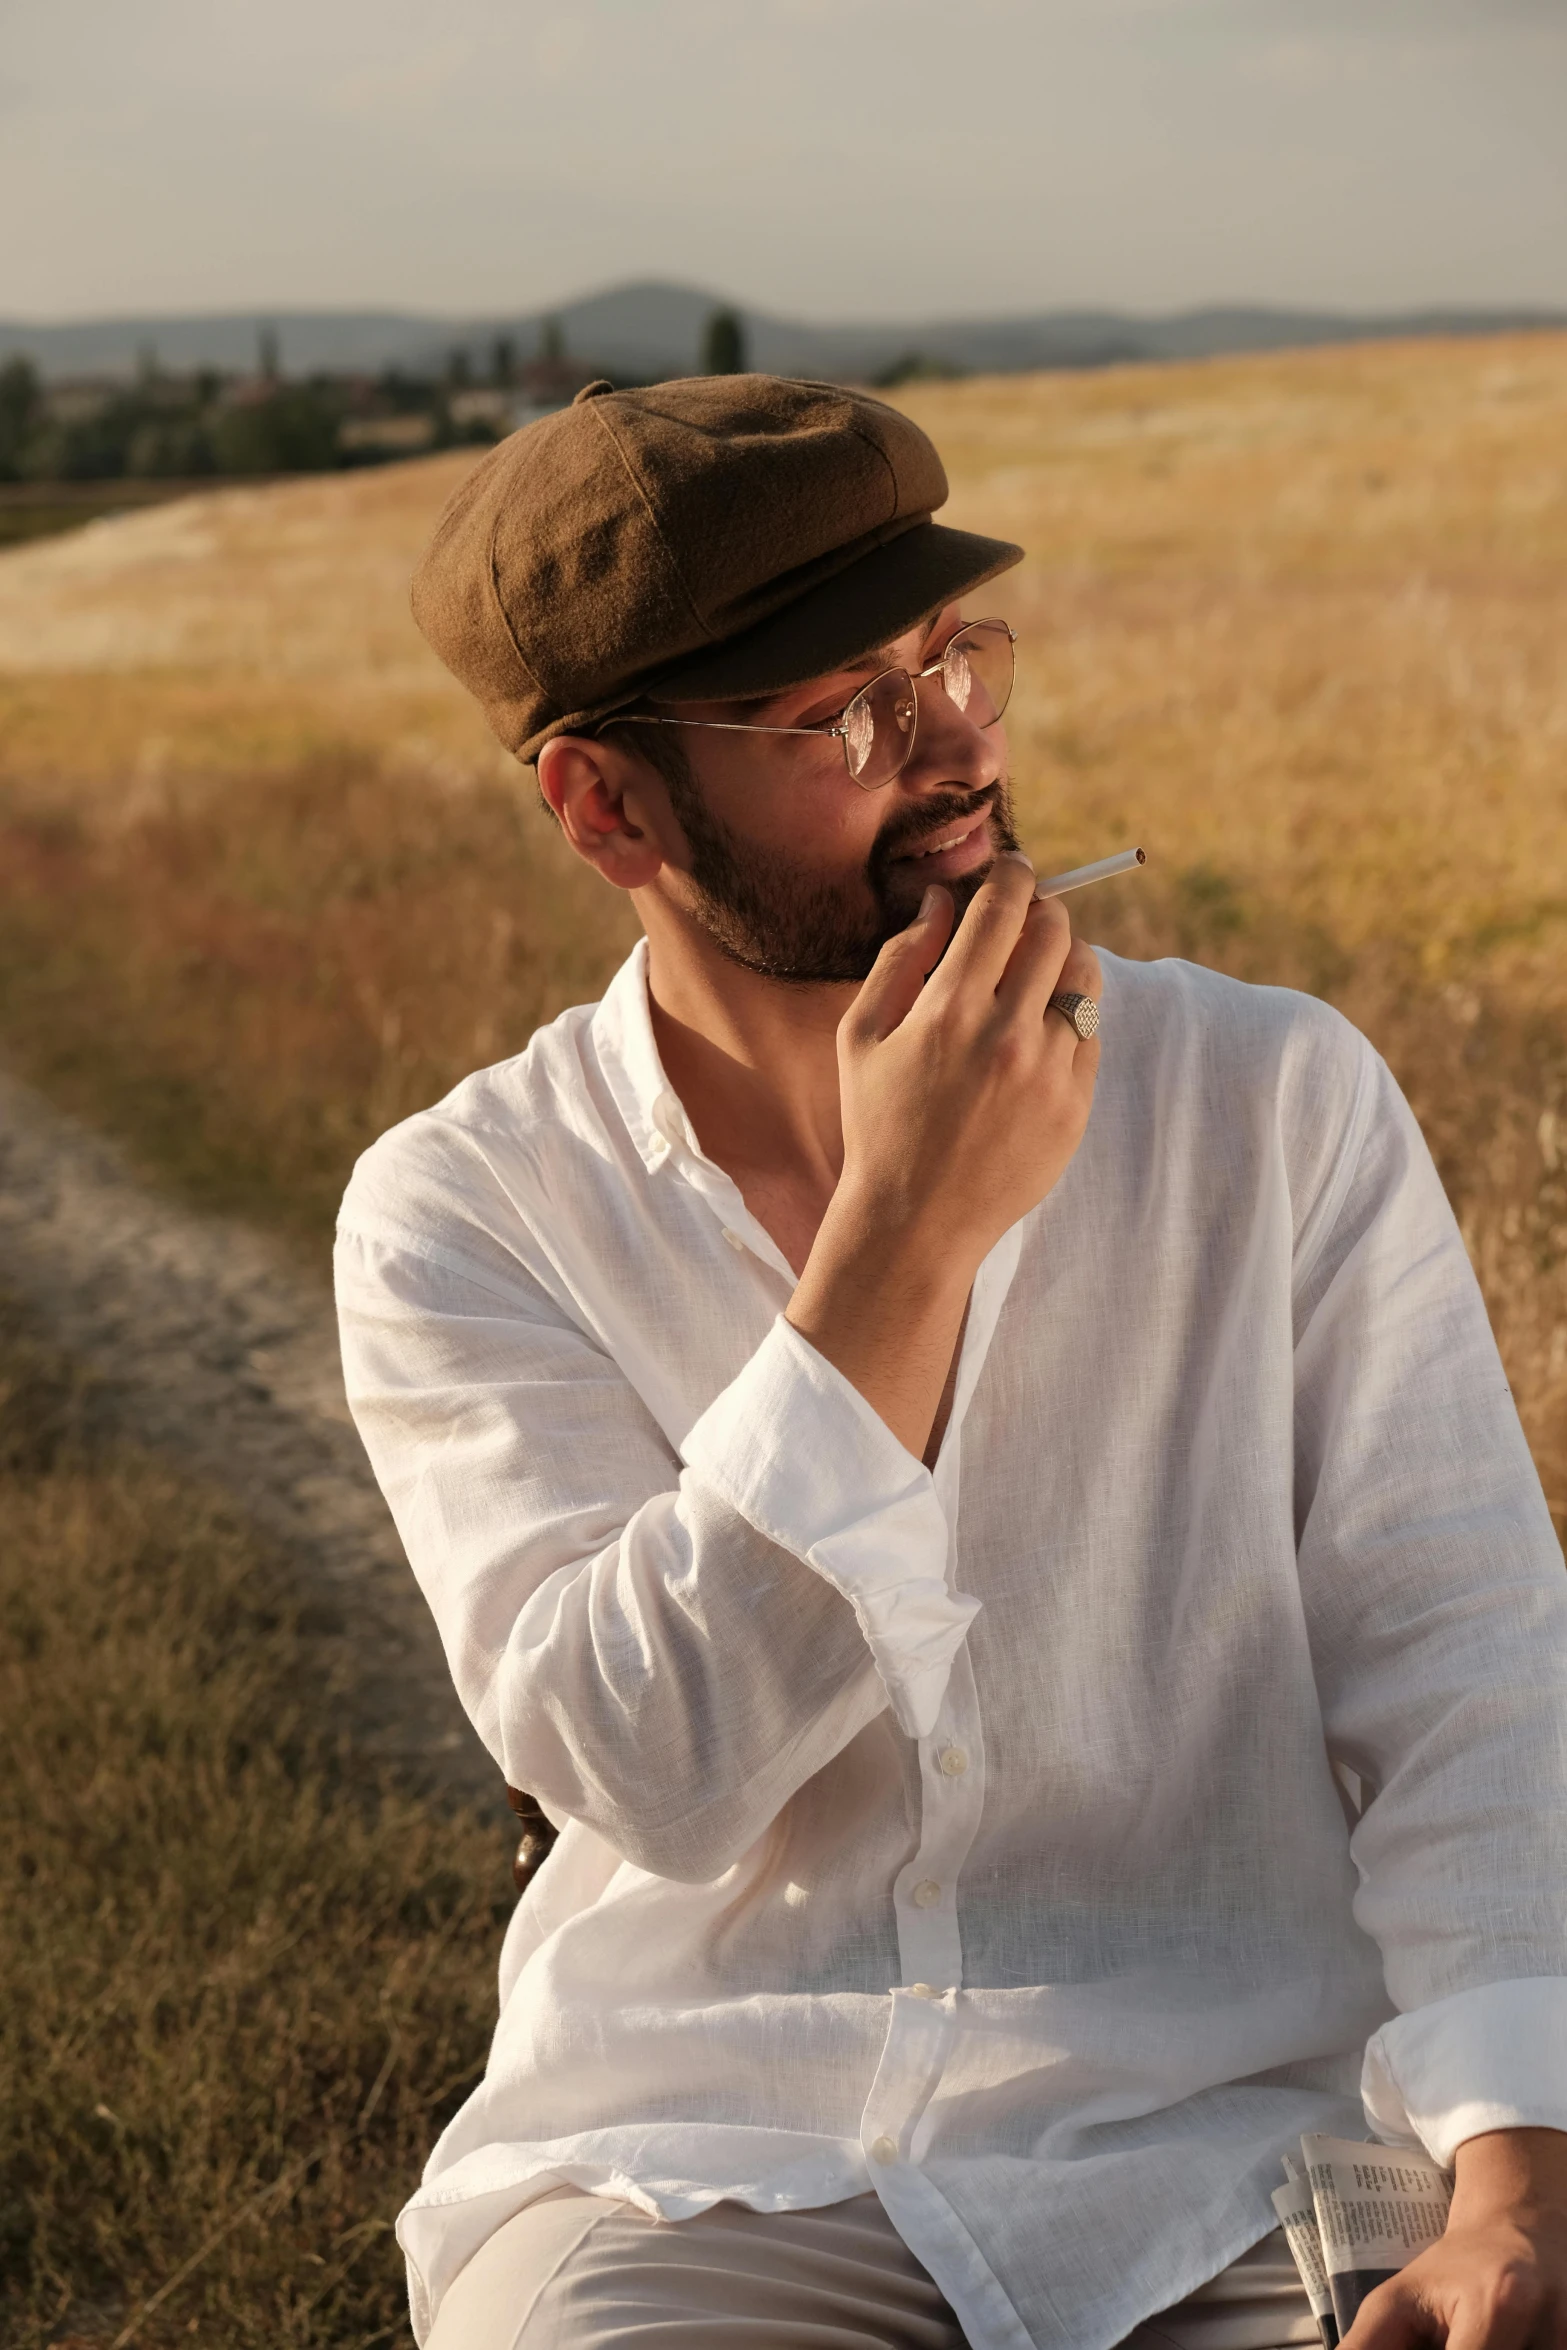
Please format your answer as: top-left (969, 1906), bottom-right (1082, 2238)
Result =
top-left (1044, 938), bottom-right (1104, 1069)
top-left (848, 855), bottom-right (1104, 1066)
top-left (993, 890), bottom-right (1071, 1012)
top-left (1344, 2267), bottom-right (1548, 2350)
top-left (995, 897), bottom-right (1103, 1027)
top-left (845, 883), bottom-right (957, 1046)
top-left (1340, 2278), bottom-right (1430, 2350)
top-left (921, 850), bottom-right (1038, 1011)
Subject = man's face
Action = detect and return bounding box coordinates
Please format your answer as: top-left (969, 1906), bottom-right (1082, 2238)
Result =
top-left (635, 605), bottom-right (1019, 984)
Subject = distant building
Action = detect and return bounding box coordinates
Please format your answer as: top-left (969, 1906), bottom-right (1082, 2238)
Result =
top-left (220, 375), bottom-right (286, 411)
top-left (445, 388), bottom-right (517, 431)
top-left (44, 378), bottom-right (119, 425)
top-left (446, 357), bottom-right (608, 435)
top-left (513, 355), bottom-right (606, 414)
top-left (338, 414), bottom-right (438, 455)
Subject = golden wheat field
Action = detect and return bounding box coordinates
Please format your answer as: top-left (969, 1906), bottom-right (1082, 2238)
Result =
top-left (1, 335), bottom-right (1564, 1522)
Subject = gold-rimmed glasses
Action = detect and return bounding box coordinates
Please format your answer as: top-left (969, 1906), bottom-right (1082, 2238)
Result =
top-left (610, 617), bottom-right (1016, 791)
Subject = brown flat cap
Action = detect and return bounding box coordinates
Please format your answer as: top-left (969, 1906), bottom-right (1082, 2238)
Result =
top-left (410, 374), bottom-right (1023, 763)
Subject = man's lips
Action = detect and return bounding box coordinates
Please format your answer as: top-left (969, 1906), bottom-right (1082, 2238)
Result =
top-left (886, 807), bottom-right (995, 872)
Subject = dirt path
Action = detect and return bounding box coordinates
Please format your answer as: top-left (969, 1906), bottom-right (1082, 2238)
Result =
top-left (0, 1068), bottom-right (496, 1809)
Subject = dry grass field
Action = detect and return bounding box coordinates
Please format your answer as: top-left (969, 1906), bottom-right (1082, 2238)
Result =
top-left (1, 334), bottom-right (1563, 1520)
top-left (0, 1293), bottom-right (511, 2348)
top-left (1, 339), bottom-right (1564, 2341)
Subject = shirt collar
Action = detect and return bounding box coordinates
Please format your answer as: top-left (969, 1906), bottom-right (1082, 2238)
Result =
top-left (591, 937), bottom-right (698, 1176)
top-left (587, 939), bottom-right (800, 1285)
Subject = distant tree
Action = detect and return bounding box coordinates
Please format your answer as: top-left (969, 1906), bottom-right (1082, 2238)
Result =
top-left (212, 385), bottom-right (339, 475)
top-left (378, 365), bottom-right (432, 415)
top-left (0, 356), bottom-right (41, 479)
top-left (870, 350), bottom-right (962, 389)
top-left (136, 340), bottom-right (161, 384)
top-left (258, 324), bottom-right (281, 382)
top-left (29, 389), bottom-right (143, 481)
top-left (127, 417), bottom-right (216, 478)
top-left (446, 347), bottom-right (473, 390)
top-left (702, 307), bottom-right (747, 376)
top-left (491, 335), bottom-right (516, 387)
top-left (539, 316), bottom-right (566, 363)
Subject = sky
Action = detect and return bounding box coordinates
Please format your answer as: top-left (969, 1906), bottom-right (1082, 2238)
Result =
top-left (3, 0), bottom-right (1567, 324)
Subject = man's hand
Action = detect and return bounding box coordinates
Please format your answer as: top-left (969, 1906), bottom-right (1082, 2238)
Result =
top-left (1347, 2131), bottom-right (1567, 2350)
top-left (786, 853), bottom-right (1101, 1457)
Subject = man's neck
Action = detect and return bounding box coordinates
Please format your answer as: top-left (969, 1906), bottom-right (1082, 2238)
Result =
top-left (639, 907), bottom-right (856, 1271)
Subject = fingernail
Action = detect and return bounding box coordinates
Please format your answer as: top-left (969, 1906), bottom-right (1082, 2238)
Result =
top-left (1003, 849), bottom-right (1035, 870)
top-left (919, 884), bottom-right (943, 918)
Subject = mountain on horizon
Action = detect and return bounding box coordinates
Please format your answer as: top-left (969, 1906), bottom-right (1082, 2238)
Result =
top-left (4, 277), bottom-right (1564, 383)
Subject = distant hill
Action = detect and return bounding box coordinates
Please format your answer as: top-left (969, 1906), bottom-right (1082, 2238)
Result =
top-left (4, 278), bottom-right (1565, 383)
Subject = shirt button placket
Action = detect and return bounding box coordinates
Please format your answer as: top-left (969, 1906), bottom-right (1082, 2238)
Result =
top-left (860, 1981), bottom-right (957, 2197)
top-left (894, 1648), bottom-right (985, 1996)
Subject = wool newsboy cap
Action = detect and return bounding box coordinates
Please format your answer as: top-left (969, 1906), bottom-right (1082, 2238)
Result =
top-left (410, 373), bottom-right (1023, 764)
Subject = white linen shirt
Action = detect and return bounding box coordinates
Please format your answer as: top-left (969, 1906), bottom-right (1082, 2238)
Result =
top-left (334, 940), bottom-right (1567, 2350)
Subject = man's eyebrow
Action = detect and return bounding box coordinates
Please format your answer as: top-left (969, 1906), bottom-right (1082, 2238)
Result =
top-left (826, 644), bottom-right (899, 684)
top-left (842, 606), bottom-right (951, 681)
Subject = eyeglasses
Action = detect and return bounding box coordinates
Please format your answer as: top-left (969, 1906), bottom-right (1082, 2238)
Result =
top-left (610, 617), bottom-right (1016, 792)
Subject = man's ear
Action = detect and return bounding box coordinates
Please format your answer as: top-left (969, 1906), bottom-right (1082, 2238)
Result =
top-left (536, 733), bottom-right (670, 891)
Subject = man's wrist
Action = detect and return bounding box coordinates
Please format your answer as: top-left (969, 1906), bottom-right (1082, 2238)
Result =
top-left (790, 1195), bottom-right (975, 1352)
top-left (786, 1187), bottom-right (976, 1459)
top-left (1450, 2126), bottom-right (1567, 2226)
top-left (805, 1174), bottom-right (980, 1308)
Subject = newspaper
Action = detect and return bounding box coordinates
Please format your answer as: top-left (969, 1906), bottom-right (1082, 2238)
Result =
top-left (1272, 2134), bottom-right (1452, 2338)
top-left (1271, 2165), bottom-right (1339, 2347)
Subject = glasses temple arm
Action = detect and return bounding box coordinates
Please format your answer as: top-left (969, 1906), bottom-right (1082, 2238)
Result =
top-left (607, 714), bottom-right (841, 740)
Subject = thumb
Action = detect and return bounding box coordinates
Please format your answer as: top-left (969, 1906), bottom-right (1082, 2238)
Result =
top-left (844, 885), bottom-right (955, 1046)
top-left (1340, 2276), bottom-right (1429, 2350)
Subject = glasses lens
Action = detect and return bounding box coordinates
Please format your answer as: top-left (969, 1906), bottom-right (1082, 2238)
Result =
top-left (942, 621), bottom-right (1014, 728)
top-left (843, 669), bottom-right (917, 788)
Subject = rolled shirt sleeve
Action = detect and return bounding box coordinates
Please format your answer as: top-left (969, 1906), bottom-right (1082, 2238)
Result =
top-left (1363, 1978), bottom-right (1567, 2163)
top-left (681, 1313), bottom-right (978, 1741)
top-left (336, 1221), bottom-right (966, 1882)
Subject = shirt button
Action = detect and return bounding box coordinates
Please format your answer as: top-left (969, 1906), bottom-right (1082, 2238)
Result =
top-left (720, 1228), bottom-right (745, 1250)
top-left (912, 1878), bottom-right (941, 1908)
top-left (938, 1745), bottom-right (969, 1777)
top-left (909, 1982), bottom-right (938, 1999)
top-left (871, 2134), bottom-right (899, 2164)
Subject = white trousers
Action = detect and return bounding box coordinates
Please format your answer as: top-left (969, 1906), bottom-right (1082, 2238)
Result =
top-left (424, 2188), bottom-right (1319, 2350)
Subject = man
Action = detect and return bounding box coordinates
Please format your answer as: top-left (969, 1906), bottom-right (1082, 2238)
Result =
top-left (335, 376), bottom-right (1567, 2350)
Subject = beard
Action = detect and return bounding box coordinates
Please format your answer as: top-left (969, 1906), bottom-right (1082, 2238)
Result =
top-left (666, 774), bottom-right (1021, 984)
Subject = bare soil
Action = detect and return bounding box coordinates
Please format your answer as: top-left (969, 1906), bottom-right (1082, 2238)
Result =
top-left (0, 1063), bottom-right (495, 1809)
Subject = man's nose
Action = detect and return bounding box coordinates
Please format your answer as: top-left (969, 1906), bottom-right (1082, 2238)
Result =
top-left (900, 669), bottom-right (1005, 795)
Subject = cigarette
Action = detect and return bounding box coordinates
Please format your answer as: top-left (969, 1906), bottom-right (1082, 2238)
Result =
top-left (1032, 847), bottom-right (1147, 899)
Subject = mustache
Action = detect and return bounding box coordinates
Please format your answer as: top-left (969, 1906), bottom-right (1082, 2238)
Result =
top-left (868, 786), bottom-right (999, 876)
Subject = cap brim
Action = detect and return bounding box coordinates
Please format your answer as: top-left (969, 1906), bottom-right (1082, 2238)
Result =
top-left (641, 519), bottom-right (1024, 707)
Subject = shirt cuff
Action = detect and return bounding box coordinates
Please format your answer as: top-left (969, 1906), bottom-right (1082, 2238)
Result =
top-left (1362, 1978), bottom-right (1567, 2164)
top-left (680, 1314), bottom-right (976, 1741)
